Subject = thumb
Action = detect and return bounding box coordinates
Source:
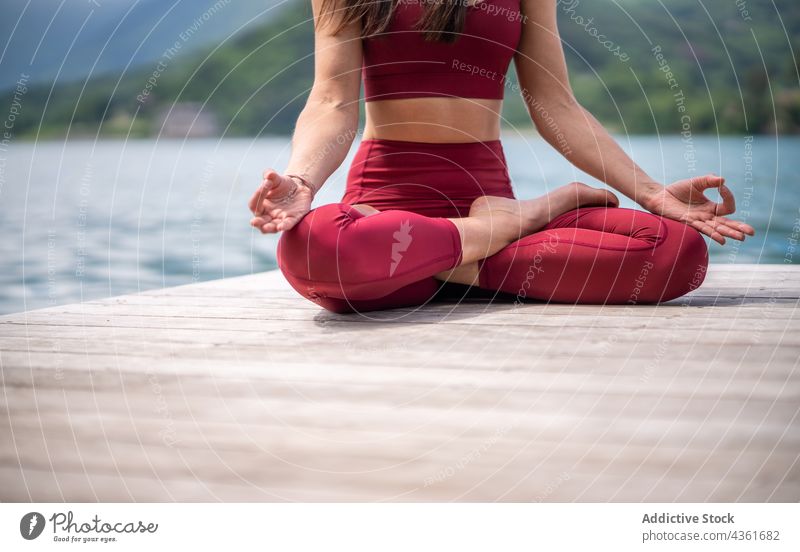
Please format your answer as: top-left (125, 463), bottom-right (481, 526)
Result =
top-left (262, 169), bottom-right (282, 190)
top-left (249, 170), bottom-right (281, 215)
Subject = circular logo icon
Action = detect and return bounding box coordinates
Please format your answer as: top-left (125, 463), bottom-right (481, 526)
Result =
top-left (20, 512), bottom-right (45, 540)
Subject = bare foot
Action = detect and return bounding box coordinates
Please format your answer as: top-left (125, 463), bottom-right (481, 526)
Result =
top-left (437, 183), bottom-right (618, 285)
top-left (468, 182), bottom-right (618, 241)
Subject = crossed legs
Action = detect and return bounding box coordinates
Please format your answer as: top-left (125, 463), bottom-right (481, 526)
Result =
top-left (276, 185), bottom-right (708, 313)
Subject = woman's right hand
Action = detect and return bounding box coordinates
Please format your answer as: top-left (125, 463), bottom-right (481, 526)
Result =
top-left (248, 169), bottom-right (314, 233)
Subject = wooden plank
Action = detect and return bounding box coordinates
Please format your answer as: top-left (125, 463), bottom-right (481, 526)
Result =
top-left (5, 347), bottom-right (797, 382)
top-left (6, 298), bottom-right (800, 325)
top-left (3, 384), bottom-right (797, 452)
top-left (1, 264), bottom-right (798, 502)
top-left (3, 407), bottom-right (797, 500)
top-left (2, 424), bottom-right (796, 502)
top-left (2, 344), bottom-right (798, 381)
top-left (2, 313), bottom-right (798, 350)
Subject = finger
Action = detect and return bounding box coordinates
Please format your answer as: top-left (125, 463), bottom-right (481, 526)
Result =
top-left (276, 216), bottom-right (299, 233)
top-left (250, 173), bottom-right (281, 215)
top-left (250, 215), bottom-right (272, 228)
top-left (689, 174), bottom-right (723, 200)
top-left (248, 184), bottom-right (267, 214)
top-left (249, 182), bottom-right (276, 215)
top-left (691, 220), bottom-right (726, 245)
top-left (268, 207), bottom-right (287, 219)
top-left (715, 183), bottom-right (736, 216)
top-left (716, 217), bottom-right (754, 238)
top-left (695, 173), bottom-right (725, 189)
top-left (709, 218), bottom-right (746, 241)
top-left (262, 168), bottom-right (279, 181)
top-left (716, 215), bottom-right (755, 236)
top-left (259, 221), bottom-right (280, 234)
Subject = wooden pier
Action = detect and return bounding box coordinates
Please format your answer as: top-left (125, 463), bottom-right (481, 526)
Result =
top-left (1, 264), bottom-right (798, 502)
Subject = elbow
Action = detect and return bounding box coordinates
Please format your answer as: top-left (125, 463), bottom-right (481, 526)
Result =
top-left (526, 92), bottom-right (581, 133)
top-left (307, 85), bottom-right (359, 116)
top-left (525, 89), bottom-right (580, 120)
top-left (304, 87), bottom-right (359, 134)
top-left (307, 93), bottom-right (355, 113)
top-left (524, 91), bottom-right (580, 157)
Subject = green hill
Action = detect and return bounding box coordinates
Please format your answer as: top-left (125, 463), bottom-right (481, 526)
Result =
top-left (552, 0), bottom-right (800, 134)
top-left (3, 0), bottom-right (798, 138)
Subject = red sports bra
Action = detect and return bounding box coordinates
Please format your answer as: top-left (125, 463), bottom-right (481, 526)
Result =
top-left (362, 0), bottom-right (523, 102)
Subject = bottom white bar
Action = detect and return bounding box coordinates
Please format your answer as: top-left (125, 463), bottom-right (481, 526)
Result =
top-left (1, 503), bottom-right (797, 551)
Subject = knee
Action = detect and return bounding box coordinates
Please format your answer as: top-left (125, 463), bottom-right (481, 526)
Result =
top-left (657, 221), bottom-right (709, 301)
top-left (277, 203), bottom-right (377, 302)
top-left (678, 226), bottom-right (709, 292)
top-left (277, 203), bottom-right (361, 280)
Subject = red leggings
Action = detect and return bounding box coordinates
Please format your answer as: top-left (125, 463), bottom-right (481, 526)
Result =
top-left (277, 139), bottom-right (709, 313)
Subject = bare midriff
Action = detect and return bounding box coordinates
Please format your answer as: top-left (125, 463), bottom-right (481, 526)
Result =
top-left (362, 97), bottom-right (503, 143)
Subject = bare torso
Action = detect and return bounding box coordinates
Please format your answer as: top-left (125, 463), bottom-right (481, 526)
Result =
top-left (363, 98), bottom-right (502, 143)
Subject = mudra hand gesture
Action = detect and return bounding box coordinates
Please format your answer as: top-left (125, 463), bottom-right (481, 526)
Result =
top-left (249, 169), bottom-right (315, 234)
top-left (643, 174), bottom-right (755, 245)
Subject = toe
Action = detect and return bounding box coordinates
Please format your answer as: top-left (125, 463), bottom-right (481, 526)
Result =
top-left (604, 190), bottom-right (620, 207)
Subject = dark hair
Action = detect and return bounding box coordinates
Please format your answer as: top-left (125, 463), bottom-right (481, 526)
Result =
top-left (318, 0), bottom-right (468, 43)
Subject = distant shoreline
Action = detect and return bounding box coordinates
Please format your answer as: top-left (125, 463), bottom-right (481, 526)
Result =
top-left (5, 131), bottom-right (797, 144)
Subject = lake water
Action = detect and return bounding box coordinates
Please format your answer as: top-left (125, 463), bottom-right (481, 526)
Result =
top-left (1, 135), bottom-right (798, 315)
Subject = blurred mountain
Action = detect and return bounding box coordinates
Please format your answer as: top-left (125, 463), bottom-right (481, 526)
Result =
top-left (0, 0), bottom-right (285, 89)
top-left (2, 0), bottom-right (798, 137)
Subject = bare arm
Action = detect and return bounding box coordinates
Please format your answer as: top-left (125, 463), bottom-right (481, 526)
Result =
top-left (249, 0), bottom-right (361, 233)
top-left (514, 0), bottom-right (660, 205)
top-left (513, 0), bottom-right (754, 244)
top-left (284, 0), bottom-right (362, 190)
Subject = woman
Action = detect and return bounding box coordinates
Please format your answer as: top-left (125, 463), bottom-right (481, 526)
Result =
top-left (248, 0), bottom-right (754, 314)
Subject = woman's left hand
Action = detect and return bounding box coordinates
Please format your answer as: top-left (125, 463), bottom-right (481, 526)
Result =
top-left (642, 174), bottom-right (756, 245)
